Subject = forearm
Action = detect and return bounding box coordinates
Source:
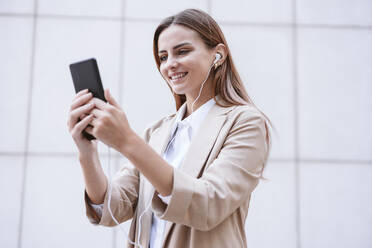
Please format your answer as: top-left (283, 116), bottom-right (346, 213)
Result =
top-left (79, 154), bottom-right (108, 204)
top-left (120, 132), bottom-right (174, 196)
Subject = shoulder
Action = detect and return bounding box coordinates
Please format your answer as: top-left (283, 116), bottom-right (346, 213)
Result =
top-left (225, 104), bottom-right (266, 125)
top-left (220, 104), bottom-right (268, 143)
top-left (222, 104), bottom-right (269, 155)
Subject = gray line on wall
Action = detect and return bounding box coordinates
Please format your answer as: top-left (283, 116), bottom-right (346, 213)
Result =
top-left (207, 0), bottom-right (212, 14)
top-left (112, 0), bottom-right (127, 247)
top-left (1, 12), bottom-right (372, 30)
top-left (17, 0), bottom-right (38, 247)
top-left (292, 0), bottom-right (301, 247)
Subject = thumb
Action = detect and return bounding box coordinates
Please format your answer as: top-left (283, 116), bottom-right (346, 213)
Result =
top-left (104, 89), bottom-right (120, 107)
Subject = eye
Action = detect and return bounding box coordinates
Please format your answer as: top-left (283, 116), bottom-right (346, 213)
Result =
top-left (159, 55), bottom-right (167, 62)
top-left (178, 49), bottom-right (189, 55)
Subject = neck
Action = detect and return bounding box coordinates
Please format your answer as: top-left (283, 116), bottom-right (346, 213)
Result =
top-left (184, 91), bottom-right (214, 118)
top-left (184, 73), bottom-right (215, 118)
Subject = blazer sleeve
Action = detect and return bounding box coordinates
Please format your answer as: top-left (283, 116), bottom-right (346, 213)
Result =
top-left (151, 110), bottom-right (268, 231)
top-left (84, 118), bottom-right (163, 227)
top-left (84, 162), bottom-right (140, 227)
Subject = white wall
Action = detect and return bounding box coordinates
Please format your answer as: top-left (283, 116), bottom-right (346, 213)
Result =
top-left (0, 0), bottom-right (371, 247)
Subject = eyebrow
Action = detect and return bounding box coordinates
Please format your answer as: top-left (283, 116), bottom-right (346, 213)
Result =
top-left (158, 42), bottom-right (192, 53)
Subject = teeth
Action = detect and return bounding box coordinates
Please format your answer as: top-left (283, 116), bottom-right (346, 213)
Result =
top-left (171, 72), bottom-right (187, 80)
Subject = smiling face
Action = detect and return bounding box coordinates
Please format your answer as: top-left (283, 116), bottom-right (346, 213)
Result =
top-left (157, 24), bottom-right (216, 101)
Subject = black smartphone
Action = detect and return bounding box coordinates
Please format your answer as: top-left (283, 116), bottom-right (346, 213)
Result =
top-left (69, 58), bottom-right (106, 140)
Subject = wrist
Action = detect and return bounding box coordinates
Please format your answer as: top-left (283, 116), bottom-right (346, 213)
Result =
top-left (79, 152), bottom-right (98, 167)
top-left (119, 130), bottom-right (142, 159)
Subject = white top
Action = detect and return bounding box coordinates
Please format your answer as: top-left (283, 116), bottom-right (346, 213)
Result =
top-left (91, 97), bottom-right (216, 248)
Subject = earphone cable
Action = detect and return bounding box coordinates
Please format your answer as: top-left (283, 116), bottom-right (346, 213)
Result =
top-left (106, 145), bottom-right (144, 248)
top-left (190, 61), bottom-right (215, 123)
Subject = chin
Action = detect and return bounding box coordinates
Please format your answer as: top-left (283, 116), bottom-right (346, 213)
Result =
top-left (172, 88), bottom-right (186, 95)
top-left (170, 83), bottom-right (188, 95)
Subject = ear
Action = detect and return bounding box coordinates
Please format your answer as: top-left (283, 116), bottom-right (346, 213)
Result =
top-left (214, 43), bottom-right (228, 64)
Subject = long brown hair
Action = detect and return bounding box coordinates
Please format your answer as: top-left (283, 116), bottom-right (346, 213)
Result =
top-left (153, 9), bottom-right (272, 173)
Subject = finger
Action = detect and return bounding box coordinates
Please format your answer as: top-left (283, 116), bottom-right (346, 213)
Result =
top-left (70, 92), bottom-right (93, 111)
top-left (80, 113), bottom-right (88, 120)
top-left (89, 115), bottom-right (102, 127)
top-left (105, 89), bottom-right (120, 107)
top-left (85, 125), bottom-right (94, 136)
top-left (90, 108), bottom-right (106, 118)
top-left (72, 89), bottom-right (89, 104)
top-left (90, 97), bottom-right (108, 110)
top-left (68, 102), bottom-right (95, 131)
top-left (76, 88), bottom-right (89, 97)
top-left (72, 114), bottom-right (94, 137)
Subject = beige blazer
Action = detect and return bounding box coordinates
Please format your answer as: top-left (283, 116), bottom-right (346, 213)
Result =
top-left (84, 100), bottom-right (269, 248)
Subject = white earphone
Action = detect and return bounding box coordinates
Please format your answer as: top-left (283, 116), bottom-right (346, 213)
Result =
top-left (213, 53), bottom-right (222, 65)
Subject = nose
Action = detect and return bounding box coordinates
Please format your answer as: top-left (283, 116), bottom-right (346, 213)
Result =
top-left (164, 55), bottom-right (178, 71)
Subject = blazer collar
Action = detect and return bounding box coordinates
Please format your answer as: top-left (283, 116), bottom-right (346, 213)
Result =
top-left (172, 97), bottom-right (215, 133)
top-left (149, 96), bottom-right (236, 164)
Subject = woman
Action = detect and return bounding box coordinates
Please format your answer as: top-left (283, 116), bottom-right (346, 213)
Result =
top-left (67, 8), bottom-right (271, 248)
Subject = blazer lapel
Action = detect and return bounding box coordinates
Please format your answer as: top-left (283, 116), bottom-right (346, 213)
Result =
top-left (161, 103), bottom-right (236, 246)
top-left (148, 116), bottom-right (176, 155)
top-left (179, 103), bottom-right (234, 177)
top-left (137, 115), bottom-right (180, 246)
